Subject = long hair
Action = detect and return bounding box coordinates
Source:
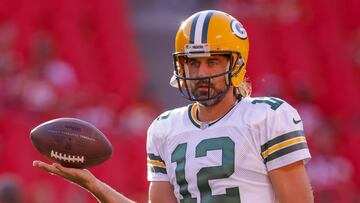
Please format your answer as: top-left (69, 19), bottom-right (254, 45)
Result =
top-left (234, 77), bottom-right (252, 99)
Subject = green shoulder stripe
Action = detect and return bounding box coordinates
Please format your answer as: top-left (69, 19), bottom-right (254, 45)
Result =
top-left (264, 142), bottom-right (308, 163)
top-left (261, 130), bottom-right (304, 153)
top-left (150, 166), bottom-right (167, 174)
top-left (147, 153), bottom-right (165, 164)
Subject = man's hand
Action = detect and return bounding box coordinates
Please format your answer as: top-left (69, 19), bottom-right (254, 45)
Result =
top-left (33, 160), bottom-right (135, 203)
top-left (33, 160), bottom-right (95, 190)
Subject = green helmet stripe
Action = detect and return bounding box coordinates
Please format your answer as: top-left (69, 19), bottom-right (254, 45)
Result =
top-left (201, 11), bottom-right (214, 43)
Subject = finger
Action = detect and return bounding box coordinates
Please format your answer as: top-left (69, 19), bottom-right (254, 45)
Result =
top-left (53, 163), bottom-right (78, 174)
top-left (33, 160), bottom-right (61, 175)
top-left (33, 160), bottom-right (50, 169)
top-left (53, 162), bottom-right (63, 169)
top-left (32, 160), bottom-right (41, 167)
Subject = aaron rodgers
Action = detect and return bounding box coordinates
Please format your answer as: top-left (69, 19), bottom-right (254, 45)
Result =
top-left (34, 10), bottom-right (313, 203)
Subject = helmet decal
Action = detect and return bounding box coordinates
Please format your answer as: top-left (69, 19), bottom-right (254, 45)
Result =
top-left (189, 11), bottom-right (214, 44)
top-left (189, 13), bottom-right (200, 44)
top-left (231, 19), bottom-right (247, 39)
top-left (200, 12), bottom-right (214, 43)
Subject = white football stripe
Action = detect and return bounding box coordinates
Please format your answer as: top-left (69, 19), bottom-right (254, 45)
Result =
top-left (194, 11), bottom-right (209, 44)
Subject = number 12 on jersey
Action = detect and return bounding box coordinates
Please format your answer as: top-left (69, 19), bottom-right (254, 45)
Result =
top-left (171, 137), bottom-right (241, 203)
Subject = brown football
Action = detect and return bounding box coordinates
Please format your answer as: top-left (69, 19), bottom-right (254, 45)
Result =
top-left (30, 118), bottom-right (113, 168)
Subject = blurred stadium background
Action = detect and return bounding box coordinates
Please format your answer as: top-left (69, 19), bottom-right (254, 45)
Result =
top-left (0, 0), bottom-right (359, 202)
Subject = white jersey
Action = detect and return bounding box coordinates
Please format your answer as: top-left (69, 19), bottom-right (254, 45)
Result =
top-left (147, 97), bottom-right (311, 203)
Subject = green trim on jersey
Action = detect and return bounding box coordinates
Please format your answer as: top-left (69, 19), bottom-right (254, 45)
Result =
top-left (147, 153), bottom-right (167, 174)
top-left (261, 130), bottom-right (304, 152)
top-left (261, 130), bottom-right (308, 163)
top-left (150, 166), bottom-right (167, 174)
top-left (148, 153), bottom-right (166, 164)
top-left (188, 100), bottom-right (239, 129)
top-left (188, 103), bottom-right (221, 129)
top-left (265, 142), bottom-right (308, 163)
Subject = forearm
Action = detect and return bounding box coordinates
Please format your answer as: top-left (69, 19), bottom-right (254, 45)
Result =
top-left (269, 161), bottom-right (314, 203)
top-left (86, 178), bottom-right (136, 203)
top-left (275, 183), bottom-right (313, 203)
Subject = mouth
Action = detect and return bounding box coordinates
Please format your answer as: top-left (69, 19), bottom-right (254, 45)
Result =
top-left (195, 81), bottom-right (211, 89)
top-left (195, 86), bottom-right (211, 94)
top-left (197, 85), bottom-right (209, 89)
top-left (192, 81), bottom-right (213, 97)
top-left (194, 85), bottom-right (212, 98)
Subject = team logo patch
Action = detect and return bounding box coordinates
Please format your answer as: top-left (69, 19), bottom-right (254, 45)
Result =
top-left (231, 20), bottom-right (247, 39)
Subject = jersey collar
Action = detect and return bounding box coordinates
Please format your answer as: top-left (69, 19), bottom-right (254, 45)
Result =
top-left (188, 100), bottom-right (240, 129)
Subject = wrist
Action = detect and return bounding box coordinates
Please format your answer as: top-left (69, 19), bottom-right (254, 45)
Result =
top-left (85, 176), bottom-right (102, 193)
top-left (87, 178), bottom-right (135, 203)
top-left (84, 177), bottom-right (108, 202)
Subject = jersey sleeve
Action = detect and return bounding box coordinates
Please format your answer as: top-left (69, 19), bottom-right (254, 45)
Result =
top-left (259, 98), bottom-right (311, 171)
top-left (146, 118), bottom-right (169, 182)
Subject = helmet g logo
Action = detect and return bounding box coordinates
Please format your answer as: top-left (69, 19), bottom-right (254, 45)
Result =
top-left (231, 20), bottom-right (247, 39)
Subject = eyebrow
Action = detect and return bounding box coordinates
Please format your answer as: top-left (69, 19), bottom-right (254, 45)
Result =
top-left (187, 57), bottom-right (221, 61)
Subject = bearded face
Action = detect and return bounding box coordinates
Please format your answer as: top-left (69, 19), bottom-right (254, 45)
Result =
top-left (184, 55), bottom-right (231, 106)
top-left (190, 78), bottom-right (230, 106)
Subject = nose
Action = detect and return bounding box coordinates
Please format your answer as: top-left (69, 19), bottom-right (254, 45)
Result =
top-left (197, 62), bottom-right (211, 77)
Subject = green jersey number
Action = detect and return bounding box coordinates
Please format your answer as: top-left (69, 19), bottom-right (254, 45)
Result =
top-left (171, 137), bottom-right (240, 203)
top-left (251, 97), bottom-right (284, 110)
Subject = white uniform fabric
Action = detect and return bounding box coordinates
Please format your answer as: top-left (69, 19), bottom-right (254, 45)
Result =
top-left (147, 97), bottom-right (311, 203)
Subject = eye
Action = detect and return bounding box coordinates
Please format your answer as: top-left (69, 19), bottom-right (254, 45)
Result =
top-left (187, 60), bottom-right (200, 68)
top-left (208, 59), bottom-right (218, 66)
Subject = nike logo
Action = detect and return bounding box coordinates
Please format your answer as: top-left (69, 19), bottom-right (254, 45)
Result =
top-left (293, 118), bottom-right (302, 124)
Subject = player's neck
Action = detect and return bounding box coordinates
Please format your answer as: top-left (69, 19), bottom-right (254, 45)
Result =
top-left (196, 92), bottom-right (237, 122)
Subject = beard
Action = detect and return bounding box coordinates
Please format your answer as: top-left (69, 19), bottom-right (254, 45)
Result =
top-left (191, 80), bottom-right (230, 107)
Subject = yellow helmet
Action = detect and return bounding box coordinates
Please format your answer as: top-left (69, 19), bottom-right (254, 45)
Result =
top-left (171, 10), bottom-right (249, 101)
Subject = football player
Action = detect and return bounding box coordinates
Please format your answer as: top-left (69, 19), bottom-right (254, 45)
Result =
top-left (33, 10), bottom-right (314, 203)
